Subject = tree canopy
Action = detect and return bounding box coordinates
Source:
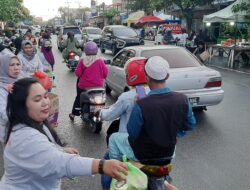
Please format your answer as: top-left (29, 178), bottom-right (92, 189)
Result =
top-left (0, 0), bottom-right (30, 23)
top-left (128, 0), bottom-right (215, 30)
top-left (232, 0), bottom-right (250, 18)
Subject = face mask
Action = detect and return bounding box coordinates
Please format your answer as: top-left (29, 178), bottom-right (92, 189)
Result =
top-left (45, 47), bottom-right (51, 51)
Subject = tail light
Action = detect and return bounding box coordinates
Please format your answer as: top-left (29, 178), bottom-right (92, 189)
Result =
top-left (140, 164), bottom-right (173, 177)
top-left (205, 77), bottom-right (222, 88)
top-left (69, 52), bottom-right (76, 58)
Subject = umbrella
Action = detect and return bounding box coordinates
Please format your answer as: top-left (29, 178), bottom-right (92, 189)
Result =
top-left (135, 16), bottom-right (164, 26)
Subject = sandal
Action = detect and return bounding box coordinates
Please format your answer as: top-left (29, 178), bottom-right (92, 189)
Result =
top-left (69, 114), bottom-right (75, 121)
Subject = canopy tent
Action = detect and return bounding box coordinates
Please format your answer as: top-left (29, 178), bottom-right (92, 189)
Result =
top-left (154, 13), bottom-right (173, 20)
top-left (135, 16), bottom-right (164, 26)
top-left (203, 0), bottom-right (250, 23)
top-left (127, 11), bottom-right (145, 26)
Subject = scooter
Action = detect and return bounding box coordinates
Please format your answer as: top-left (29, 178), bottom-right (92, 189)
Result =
top-left (80, 88), bottom-right (106, 134)
top-left (66, 51), bottom-right (80, 71)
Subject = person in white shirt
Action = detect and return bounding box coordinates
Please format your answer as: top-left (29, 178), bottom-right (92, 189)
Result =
top-left (0, 77), bottom-right (127, 190)
top-left (178, 28), bottom-right (189, 46)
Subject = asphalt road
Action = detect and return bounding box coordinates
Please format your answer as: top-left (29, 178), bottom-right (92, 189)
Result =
top-left (0, 36), bottom-right (249, 190)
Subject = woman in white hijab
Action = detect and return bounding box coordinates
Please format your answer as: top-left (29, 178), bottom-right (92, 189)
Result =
top-left (17, 40), bottom-right (43, 77)
top-left (0, 54), bottom-right (21, 143)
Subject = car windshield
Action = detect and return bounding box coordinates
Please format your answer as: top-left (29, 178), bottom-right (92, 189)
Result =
top-left (113, 27), bottom-right (137, 37)
top-left (141, 48), bottom-right (201, 68)
top-left (63, 28), bottom-right (81, 35)
top-left (87, 28), bottom-right (101, 34)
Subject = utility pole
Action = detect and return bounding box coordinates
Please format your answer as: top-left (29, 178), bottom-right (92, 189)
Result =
top-left (76, 1), bottom-right (83, 26)
top-left (65, 1), bottom-right (71, 23)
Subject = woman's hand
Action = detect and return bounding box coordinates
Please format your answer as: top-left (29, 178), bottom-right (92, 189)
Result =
top-left (63, 147), bottom-right (79, 155)
top-left (4, 84), bottom-right (13, 93)
top-left (103, 159), bottom-right (128, 181)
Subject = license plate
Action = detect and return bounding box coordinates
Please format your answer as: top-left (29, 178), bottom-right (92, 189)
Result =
top-left (90, 105), bottom-right (105, 112)
top-left (189, 97), bottom-right (199, 106)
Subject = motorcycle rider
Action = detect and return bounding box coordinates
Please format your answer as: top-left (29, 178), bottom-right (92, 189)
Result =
top-left (108, 56), bottom-right (196, 162)
top-left (13, 33), bottom-right (23, 55)
top-left (62, 31), bottom-right (82, 61)
top-left (69, 41), bottom-right (108, 121)
top-left (100, 57), bottom-right (148, 132)
top-left (99, 57), bottom-right (149, 190)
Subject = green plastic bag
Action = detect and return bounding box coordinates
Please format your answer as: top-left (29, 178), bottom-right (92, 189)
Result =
top-left (110, 156), bottom-right (148, 190)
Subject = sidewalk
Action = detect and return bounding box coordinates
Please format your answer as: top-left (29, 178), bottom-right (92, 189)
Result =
top-left (206, 55), bottom-right (250, 74)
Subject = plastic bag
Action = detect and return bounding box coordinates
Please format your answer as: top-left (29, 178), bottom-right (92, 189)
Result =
top-left (110, 156), bottom-right (148, 190)
top-left (33, 71), bottom-right (52, 90)
top-left (46, 70), bottom-right (56, 88)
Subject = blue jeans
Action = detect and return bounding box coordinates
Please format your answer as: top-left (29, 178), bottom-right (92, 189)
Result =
top-left (108, 133), bottom-right (138, 161)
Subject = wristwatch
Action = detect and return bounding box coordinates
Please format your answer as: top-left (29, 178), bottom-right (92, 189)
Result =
top-left (98, 159), bottom-right (105, 174)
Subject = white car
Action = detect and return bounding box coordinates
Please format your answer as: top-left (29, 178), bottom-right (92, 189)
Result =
top-left (18, 25), bottom-right (40, 37)
top-left (105, 45), bottom-right (224, 110)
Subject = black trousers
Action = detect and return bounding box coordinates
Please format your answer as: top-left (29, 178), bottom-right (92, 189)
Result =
top-left (71, 86), bottom-right (85, 116)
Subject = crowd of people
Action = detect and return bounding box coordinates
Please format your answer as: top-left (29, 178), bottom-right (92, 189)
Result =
top-left (0, 26), bottom-right (196, 189)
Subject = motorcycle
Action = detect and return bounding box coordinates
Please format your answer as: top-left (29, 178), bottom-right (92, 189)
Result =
top-left (66, 51), bottom-right (80, 71)
top-left (3, 37), bottom-right (16, 54)
top-left (80, 88), bottom-right (106, 134)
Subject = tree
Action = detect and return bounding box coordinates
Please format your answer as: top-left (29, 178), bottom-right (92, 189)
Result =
top-left (77, 7), bottom-right (91, 22)
top-left (158, 0), bottom-right (215, 31)
top-left (128, 0), bottom-right (215, 30)
top-left (127, 0), bottom-right (154, 15)
top-left (0, 0), bottom-right (30, 23)
top-left (232, 0), bottom-right (250, 18)
top-left (58, 7), bottom-right (68, 23)
top-left (104, 9), bottom-right (120, 25)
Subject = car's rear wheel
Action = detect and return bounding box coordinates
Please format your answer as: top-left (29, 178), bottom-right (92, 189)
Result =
top-left (100, 43), bottom-right (105, 53)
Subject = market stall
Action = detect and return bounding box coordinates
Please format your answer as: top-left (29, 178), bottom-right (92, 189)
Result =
top-left (127, 11), bottom-right (145, 27)
top-left (135, 16), bottom-right (164, 26)
top-left (203, 0), bottom-right (250, 68)
top-left (203, 0), bottom-right (250, 23)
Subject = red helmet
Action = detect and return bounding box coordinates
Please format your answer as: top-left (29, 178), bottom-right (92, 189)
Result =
top-left (124, 57), bottom-right (147, 86)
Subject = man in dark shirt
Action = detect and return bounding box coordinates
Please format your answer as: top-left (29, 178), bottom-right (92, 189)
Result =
top-left (109, 56), bottom-right (196, 162)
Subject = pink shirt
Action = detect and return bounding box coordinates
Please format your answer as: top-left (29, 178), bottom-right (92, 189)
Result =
top-left (75, 58), bottom-right (108, 89)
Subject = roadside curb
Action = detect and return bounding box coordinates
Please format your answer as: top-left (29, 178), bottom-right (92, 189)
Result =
top-left (206, 64), bottom-right (250, 75)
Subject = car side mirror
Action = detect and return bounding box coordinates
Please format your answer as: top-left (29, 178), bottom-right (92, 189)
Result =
top-left (104, 59), bottom-right (111, 65)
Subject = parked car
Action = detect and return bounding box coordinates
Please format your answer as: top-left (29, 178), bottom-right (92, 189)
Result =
top-left (82, 27), bottom-right (102, 46)
top-left (100, 25), bottom-right (144, 56)
top-left (18, 25), bottom-right (40, 37)
top-left (105, 45), bottom-right (224, 110)
top-left (57, 26), bottom-right (83, 52)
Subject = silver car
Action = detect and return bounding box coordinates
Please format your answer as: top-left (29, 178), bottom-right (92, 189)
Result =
top-left (105, 46), bottom-right (224, 110)
top-left (82, 27), bottom-right (102, 46)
